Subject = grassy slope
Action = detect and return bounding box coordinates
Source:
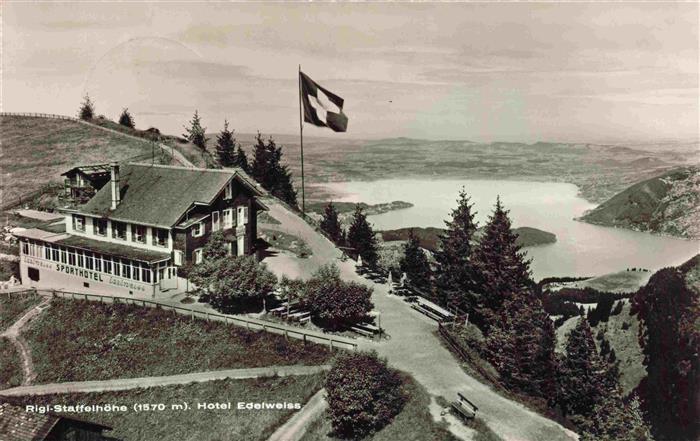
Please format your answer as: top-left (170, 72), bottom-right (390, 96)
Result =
top-left (301, 375), bottom-right (462, 441)
top-left (580, 167), bottom-right (700, 238)
top-left (0, 292), bottom-right (42, 332)
top-left (555, 305), bottom-right (644, 395)
top-left (0, 337), bottom-right (22, 389)
top-left (0, 115), bottom-right (176, 202)
top-left (10, 374), bottom-right (324, 441)
top-left (24, 299), bottom-right (332, 383)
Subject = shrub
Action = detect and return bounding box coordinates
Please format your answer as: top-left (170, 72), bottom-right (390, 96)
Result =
top-left (325, 351), bottom-right (406, 438)
top-left (119, 108), bottom-right (135, 128)
top-left (301, 264), bottom-right (373, 330)
top-left (200, 256), bottom-right (277, 313)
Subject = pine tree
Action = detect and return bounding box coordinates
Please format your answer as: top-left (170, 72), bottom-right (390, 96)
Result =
top-left (399, 229), bottom-right (432, 292)
top-left (485, 294), bottom-right (558, 401)
top-left (215, 120), bottom-right (237, 167)
top-left (434, 189), bottom-right (480, 317)
top-left (233, 145), bottom-right (250, 173)
top-left (118, 108), bottom-right (135, 128)
top-left (473, 197), bottom-right (532, 327)
top-left (631, 264), bottom-right (699, 440)
top-left (580, 395), bottom-right (654, 441)
top-left (250, 133), bottom-right (297, 207)
top-left (183, 110), bottom-right (207, 150)
top-left (320, 202), bottom-right (344, 244)
top-left (557, 318), bottom-right (610, 421)
top-left (346, 205), bottom-right (379, 268)
top-left (78, 93), bottom-right (95, 120)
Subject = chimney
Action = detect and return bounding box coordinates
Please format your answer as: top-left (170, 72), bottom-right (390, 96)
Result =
top-left (110, 162), bottom-right (120, 209)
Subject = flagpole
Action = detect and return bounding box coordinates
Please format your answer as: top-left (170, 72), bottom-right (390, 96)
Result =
top-left (298, 64), bottom-right (306, 215)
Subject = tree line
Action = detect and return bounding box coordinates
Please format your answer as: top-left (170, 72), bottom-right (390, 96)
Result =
top-left (78, 95), bottom-right (299, 208)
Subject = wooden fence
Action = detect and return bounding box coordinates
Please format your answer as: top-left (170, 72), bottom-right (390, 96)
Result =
top-left (1, 112), bottom-right (78, 121)
top-left (47, 289), bottom-right (358, 351)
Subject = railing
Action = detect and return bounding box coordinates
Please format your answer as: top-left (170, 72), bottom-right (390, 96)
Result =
top-left (0, 288), bottom-right (39, 298)
top-left (47, 289), bottom-right (358, 351)
top-left (0, 112), bottom-right (78, 121)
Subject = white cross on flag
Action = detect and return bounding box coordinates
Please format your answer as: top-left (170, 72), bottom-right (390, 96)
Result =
top-left (300, 71), bottom-right (348, 132)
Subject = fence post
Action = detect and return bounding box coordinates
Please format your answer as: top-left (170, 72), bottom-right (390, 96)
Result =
top-left (329, 340), bottom-right (333, 351)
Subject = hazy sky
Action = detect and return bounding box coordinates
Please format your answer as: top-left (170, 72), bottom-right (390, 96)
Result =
top-left (3, 2), bottom-right (698, 143)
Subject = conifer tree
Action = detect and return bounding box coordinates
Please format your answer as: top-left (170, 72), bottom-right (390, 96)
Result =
top-left (434, 189), bottom-right (480, 316)
top-left (250, 133), bottom-right (297, 207)
top-left (233, 145), bottom-right (250, 173)
top-left (320, 202), bottom-right (344, 244)
top-left (215, 120), bottom-right (237, 167)
top-left (78, 93), bottom-right (95, 120)
top-left (580, 395), bottom-right (654, 441)
top-left (473, 197), bottom-right (532, 326)
top-left (485, 294), bottom-right (558, 401)
top-left (631, 264), bottom-right (699, 440)
top-left (557, 318), bottom-right (610, 421)
top-left (399, 229), bottom-right (432, 292)
top-left (183, 110), bottom-right (207, 150)
top-left (118, 108), bottom-right (135, 128)
top-left (346, 205), bottom-right (378, 268)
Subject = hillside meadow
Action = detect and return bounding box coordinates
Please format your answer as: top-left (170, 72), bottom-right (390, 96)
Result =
top-left (0, 115), bottom-right (175, 202)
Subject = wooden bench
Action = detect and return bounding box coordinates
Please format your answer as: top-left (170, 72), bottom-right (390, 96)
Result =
top-left (451, 392), bottom-right (478, 421)
top-left (354, 322), bottom-right (380, 334)
top-left (350, 326), bottom-right (375, 337)
top-left (411, 303), bottom-right (444, 322)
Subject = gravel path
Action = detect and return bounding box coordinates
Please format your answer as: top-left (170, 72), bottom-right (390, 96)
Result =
top-left (0, 298), bottom-right (50, 385)
top-left (267, 389), bottom-right (327, 441)
top-left (0, 364), bottom-right (330, 397)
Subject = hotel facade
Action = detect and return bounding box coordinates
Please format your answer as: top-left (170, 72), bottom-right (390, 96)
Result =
top-left (16, 163), bottom-right (267, 298)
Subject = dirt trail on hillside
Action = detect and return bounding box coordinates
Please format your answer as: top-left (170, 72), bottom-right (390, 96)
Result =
top-left (0, 298), bottom-right (50, 385)
top-left (262, 198), bottom-right (578, 441)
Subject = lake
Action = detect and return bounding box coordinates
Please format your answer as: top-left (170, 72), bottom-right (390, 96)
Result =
top-left (314, 179), bottom-right (699, 280)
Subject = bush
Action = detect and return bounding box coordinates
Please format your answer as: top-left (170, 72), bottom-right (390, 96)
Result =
top-left (200, 256), bottom-right (277, 313)
top-left (325, 351), bottom-right (407, 438)
top-left (302, 264), bottom-right (373, 330)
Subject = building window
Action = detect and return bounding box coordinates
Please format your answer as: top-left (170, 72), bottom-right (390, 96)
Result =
top-left (142, 266), bottom-right (151, 283)
top-left (72, 215), bottom-right (85, 232)
top-left (237, 206), bottom-right (248, 225)
top-left (95, 254), bottom-right (102, 272)
top-left (154, 228), bottom-right (168, 247)
top-left (51, 246), bottom-right (59, 262)
top-left (113, 259), bottom-right (121, 276)
top-left (191, 222), bottom-right (204, 238)
top-left (225, 182), bottom-right (232, 199)
top-left (132, 225), bottom-right (147, 244)
top-left (93, 218), bottom-right (108, 236)
top-left (28, 267), bottom-right (40, 282)
top-left (77, 251), bottom-right (84, 268)
top-left (68, 250), bottom-right (76, 266)
top-left (44, 245), bottom-right (51, 260)
top-left (85, 252), bottom-right (94, 270)
top-left (212, 211), bottom-right (220, 232)
top-left (173, 250), bottom-right (184, 266)
top-left (194, 248), bottom-right (203, 264)
top-left (222, 209), bottom-right (233, 229)
top-left (104, 257), bottom-right (112, 274)
top-left (122, 260), bottom-right (131, 278)
top-left (133, 263), bottom-right (140, 281)
top-left (112, 221), bottom-right (127, 240)
top-left (22, 241), bottom-right (29, 255)
top-left (60, 247), bottom-right (67, 264)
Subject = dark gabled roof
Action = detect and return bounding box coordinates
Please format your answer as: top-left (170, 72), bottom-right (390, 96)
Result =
top-left (61, 164), bottom-right (112, 177)
top-left (76, 164), bottom-right (263, 228)
top-left (0, 402), bottom-right (111, 441)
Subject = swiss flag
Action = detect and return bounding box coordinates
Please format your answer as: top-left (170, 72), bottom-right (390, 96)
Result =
top-left (300, 71), bottom-right (348, 132)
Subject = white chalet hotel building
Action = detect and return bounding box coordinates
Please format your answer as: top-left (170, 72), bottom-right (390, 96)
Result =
top-left (16, 163), bottom-right (267, 298)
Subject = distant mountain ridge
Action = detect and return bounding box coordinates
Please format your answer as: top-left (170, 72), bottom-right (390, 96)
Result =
top-left (579, 167), bottom-right (700, 239)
